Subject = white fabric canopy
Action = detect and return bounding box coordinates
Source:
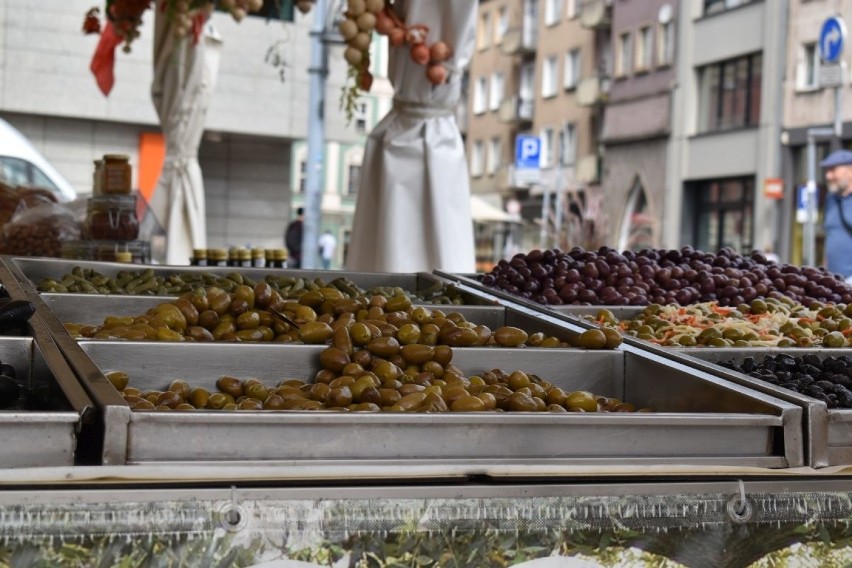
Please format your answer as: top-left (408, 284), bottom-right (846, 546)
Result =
top-left (346, 0), bottom-right (477, 273)
top-left (470, 195), bottom-right (521, 223)
top-left (148, 15), bottom-right (222, 265)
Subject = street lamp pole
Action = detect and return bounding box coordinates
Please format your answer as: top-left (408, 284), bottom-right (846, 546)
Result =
top-left (301, 0), bottom-right (330, 270)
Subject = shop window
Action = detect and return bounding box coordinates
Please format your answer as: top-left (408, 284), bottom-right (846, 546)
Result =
top-left (566, 0), bottom-right (578, 19)
top-left (697, 52), bottom-right (762, 133)
top-left (618, 180), bottom-right (655, 251)
top-left (354, 102), bottom-right (368, 134)
top-left (798, 42), bottom-right (819, 91)
top-left (564, 48), bottom-right (581, 89)
top-left (541, 55), bottom-right (558, 98)
top-left (687, 177), bottom-right (754, 253)
top-left (489, 72), bottom-right (505, 111)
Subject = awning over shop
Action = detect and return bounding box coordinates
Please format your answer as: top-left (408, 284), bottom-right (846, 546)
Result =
top-left (470, 195), bottom-right (521, 223)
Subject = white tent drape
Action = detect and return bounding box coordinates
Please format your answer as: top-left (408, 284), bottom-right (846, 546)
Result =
top-left (148, 14), bottom-right (222, 265)
top-left (346, 0), bottom-right (477, 273)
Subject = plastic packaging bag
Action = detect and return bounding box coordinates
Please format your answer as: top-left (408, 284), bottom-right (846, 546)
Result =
top-left (2, 200), bottom-right (81, 257)
top-left (0, 183), bottom-right (56, 226)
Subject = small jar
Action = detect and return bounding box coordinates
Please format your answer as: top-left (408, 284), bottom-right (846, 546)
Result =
top-left (265, 249), bottom-right (275, 268)
top-left (238, 248), bottom-right (252, 268)
top-left (227, 247), bottom-right (240, 267)
top-left (92, 160), bottom-right (104, 195)
top-left (114, 251), bottom-right (133, 263)
top-left (191, 249), bottom-right (208, 267)
top-left (84, 195), bottom-right (139, 241)
top-left (210, 248), bottom-right (228, 267)
top-left (272, 248), bottom-right (288, 269)
top-left (102, 154), bottom-right (132, 195)
top-left (252, 248), bottom-right (266, 268)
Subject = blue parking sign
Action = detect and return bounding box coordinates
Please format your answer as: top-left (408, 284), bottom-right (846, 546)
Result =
top-left (515, 135), bottom-right (541, 170)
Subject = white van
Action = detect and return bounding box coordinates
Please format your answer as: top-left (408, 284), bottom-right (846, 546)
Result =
top-left (0, 118), bottom-right (77, 202)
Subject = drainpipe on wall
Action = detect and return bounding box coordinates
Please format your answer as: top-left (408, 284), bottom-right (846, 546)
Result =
top-left (771, 0), bottom-right (789, 261)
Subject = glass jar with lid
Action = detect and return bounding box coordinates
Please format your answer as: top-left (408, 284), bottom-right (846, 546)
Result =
top-left (84, 195), bottom-right (139, 241)
top-left (101, 154), bottom-right (132, 195)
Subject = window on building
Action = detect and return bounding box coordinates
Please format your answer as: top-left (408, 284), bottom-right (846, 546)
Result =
top-left (619, 181), bottom-right (656, 251)
top-left (687, 177), bottom-right (754, 254)
top-left (478, 11), bottom-right (491, 49)
top-left (635, 26), bottom-right (652, 72)
top-left (471, 140), bottom-right (485, 177)
top-left (704, 0), bottom-right (757, 16)
top-left (799, 42), bottom-right (819, 90)
top-left (544, 0), bottom-right (563, 26)
top-left (560, 122), bottom-right (577, 166)
top-left (566, 0), bottom-right (578, 18)
top-left (347, 164), bottom-right (361, 195)
top-left (616, 32), bottom-right (632, 77)
top-left (473, 76), bottom-right (488, 114)
top-left (297, 160), bottom-right (307, 193)
top-left (354, 102), bottom-right (368, 134)
top-left (540, 127), bottom-right (555, 168)
top-left (564, 48), bottom-right (581, 89)
top-left (487, 137), bottom-right (502, 175)
top-left (494, 6), bottom-right (508, 44)
top-left (698, 52), bottom-right (762, 133)
top-left (489, 72), bottom-right (505, 111)
top-left (541, 55), bottom-right (558, 98)
top-left (657, 20), bottom-right (675, 66)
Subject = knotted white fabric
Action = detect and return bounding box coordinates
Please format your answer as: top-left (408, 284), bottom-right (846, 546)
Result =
top-left (346, 0), bottom-right (477, 273)
top-left (148, 14), bottom-right (222, 265)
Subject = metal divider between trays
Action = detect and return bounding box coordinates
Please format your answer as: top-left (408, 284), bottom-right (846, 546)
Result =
top-left (0, 259), bottom-right (99, 466)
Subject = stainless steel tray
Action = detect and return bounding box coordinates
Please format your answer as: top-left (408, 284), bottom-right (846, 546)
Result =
top-left (665, 348), bottom-right (852, 468)
top-left (38, 293), bottom-right (593, 344)
top-left (8, 257), bottom-right (494, 306)
top-left (60, 341), bottom-right (802, 468)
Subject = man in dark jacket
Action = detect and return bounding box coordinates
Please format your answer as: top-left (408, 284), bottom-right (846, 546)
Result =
top-left (285, 207), bottom-right (304, 268)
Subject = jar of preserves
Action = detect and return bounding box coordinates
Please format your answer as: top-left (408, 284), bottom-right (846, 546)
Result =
top-left (210, 249), bottom-right (228, 267)
top-left (191, 248), bottom-right (208, 267)
top-left (92, 160), bottom-right (104, 195)
top-left (102, 154), bottom-right (132, 195)
top-left (252, 248), bottom-right (266, 268)
top-left (84, 196), bottom-right (139, 241)
top-left (238, 248), bottom-right (252, 268)
top-left (272, 248), bottom-right (288, 269)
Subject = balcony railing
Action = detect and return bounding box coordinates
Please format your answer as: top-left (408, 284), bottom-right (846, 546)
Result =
top-left (576, 76), bottom-right (608, 106)
top-left (501, 22), bottom-right (538, 56)
top-left (577, 154), bottom-right (601, 184)
top-left (498, 96), bottom-right (535, 124)
top-left (580, 0), bottom-right (612, 29)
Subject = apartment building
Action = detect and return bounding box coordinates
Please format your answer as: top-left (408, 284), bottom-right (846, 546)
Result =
top-left (601, 0), bottom-right (677, 251)
top-left (665, 0), bottom-right (787, 256)
top-left (781, 0), bottom-right (852, 265)
top-left (466, 0), bottom-right (603, 257)
top-left (0, 1), bottom-right (389, 266)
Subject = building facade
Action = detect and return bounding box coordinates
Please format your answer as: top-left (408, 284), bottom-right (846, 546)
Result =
top-left (781, 0), bottom-right (852, 265)
top-left (665, 0), bottom-right (787, 257)
top-left (465, 0), bottom-right (605, 262)
top-left (0, 0), bottom-right (389, 266)
top-left (601, 0), bottom-right (677, 251)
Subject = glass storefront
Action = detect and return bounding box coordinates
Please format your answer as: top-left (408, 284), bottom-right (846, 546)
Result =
top-left (685, 176), bottom-right (754, 253)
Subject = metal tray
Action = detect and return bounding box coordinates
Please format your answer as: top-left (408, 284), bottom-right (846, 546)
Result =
top-left (58, 341), bottom-right (802, 468)
top-left (7, 257), bottom-right (494, 306)
top-left (0, 262), bottom-right (99, 467)
top-left (662, 348), bottom-right (852, 468)
top-left (37, 293), bottom-right (593, 345)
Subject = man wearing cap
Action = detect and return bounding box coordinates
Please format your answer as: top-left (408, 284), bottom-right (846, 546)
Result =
top-left (821, 149), bottom-right (852, 284)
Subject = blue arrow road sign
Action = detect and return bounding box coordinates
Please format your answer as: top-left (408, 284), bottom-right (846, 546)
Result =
top-left (515, 135), bottom-right (541, 170)
top-left (820, 16), bottom-right (847, 64)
